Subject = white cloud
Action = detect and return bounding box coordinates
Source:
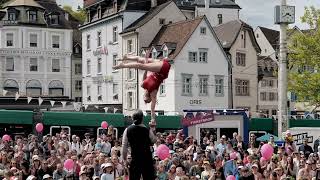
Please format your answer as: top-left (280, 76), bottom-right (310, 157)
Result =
top-left (237, 0), bottom-right (320, 30)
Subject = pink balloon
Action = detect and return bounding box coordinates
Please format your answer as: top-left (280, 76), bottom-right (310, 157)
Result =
top-left (261, 144), bottom-right (274, 160)
top-left (35, 123), bottom-right (44, 133)
top-left (156, 144), bottom-right (170, 160)
top-left (101, 121), bottom-right (108, 129)
top-left (230, 152), bottom-right (237, 160)
top-left (2, 134), bottom-right (10, 142)
top-left (64, 159), bottom-right (74, 170)
top-left (226, 175), bottom-right (236, 180)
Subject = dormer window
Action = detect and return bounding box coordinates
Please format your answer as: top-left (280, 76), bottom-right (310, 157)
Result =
top-left (97, 7), bottom-right (102, 19)
top-left (163, 46), bottom-right (168, 58)
top-left (50, 14), bottom-right (59, 25)
top-left (28, 10), bottom-right (37, 22)
top-left (8, 12), bottom-right (16, 21)
top-left (152, 48), bottom-right (157, 59)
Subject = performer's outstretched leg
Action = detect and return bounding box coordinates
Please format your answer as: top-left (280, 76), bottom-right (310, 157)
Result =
top-left (113, 61), bottom-right (162, 73)
top-left (150, 89), bottom-right (158, 121)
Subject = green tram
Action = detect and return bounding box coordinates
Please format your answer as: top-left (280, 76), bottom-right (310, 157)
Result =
top-left (0, 110), bottom-right (318, 140)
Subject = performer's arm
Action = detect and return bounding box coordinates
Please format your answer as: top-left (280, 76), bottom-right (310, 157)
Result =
top-left (149, 126), bottom-right (157, 144)
top-left (121, 128), bottom-right (129, 161)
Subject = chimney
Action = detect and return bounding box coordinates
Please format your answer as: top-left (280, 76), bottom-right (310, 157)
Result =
top-left (205, 0), bottom-right (209, 9)
top-left (65, 12), bottom-right (69, 20)
top-left (151, 0), bottom-right (157, 8)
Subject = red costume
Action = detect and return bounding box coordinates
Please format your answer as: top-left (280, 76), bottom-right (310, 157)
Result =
top-left (142, 59), bottom-right (171, 93)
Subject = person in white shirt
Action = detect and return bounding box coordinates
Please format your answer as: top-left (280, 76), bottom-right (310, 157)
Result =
top-left (71, 135), bottom-right (82, 155)
top-left (101, 163), bottom-right (115, 180)
top-left (101, 136), bottom-right (111, 156)
top-left (83, 133), bottom-right (94, 153)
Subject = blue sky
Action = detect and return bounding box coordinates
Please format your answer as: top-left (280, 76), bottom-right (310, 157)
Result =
top-left (57, 0), bottom-right (320, 30)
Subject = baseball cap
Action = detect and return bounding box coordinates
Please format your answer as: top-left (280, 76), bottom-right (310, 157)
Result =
top-left (252, 164), bottom-right (258, 168)
top-left (32, 155), bottom-right (40, 161)
top-left (43, 174), bottom-right (52, 179)
top-left (26, 175), bottom-right (36, 180)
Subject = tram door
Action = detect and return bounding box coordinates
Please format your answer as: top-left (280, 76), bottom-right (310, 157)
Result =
top-left (50, 126), bottom-right (71, 141)
top-left (97, 127), bottom-right (118, 139)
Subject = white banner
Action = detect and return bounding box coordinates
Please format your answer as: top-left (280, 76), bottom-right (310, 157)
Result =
top-left (103, 107), bottom-right (108, 113)
top-left (2, 90), bottom-right (8, 96)
top-left (84, 105), bottom-right (89, 110)
top-left (61, 101), bottom-right (67, 109)
top-left (50, 100), bottom-right (55, 107)
top-left (27, 97), bottom-right (32, 104)
top-left (15, 92), bottom-right (20, 101)
top-left (38, 97), bottom-right (43, 106)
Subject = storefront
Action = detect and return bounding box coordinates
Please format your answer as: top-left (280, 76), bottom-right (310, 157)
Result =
top-left (183, 110), bottom-right (249, 144)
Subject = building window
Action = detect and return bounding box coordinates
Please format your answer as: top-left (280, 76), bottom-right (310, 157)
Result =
top-left (86, 35), bottom-right (90, 50)
top-left (269, 92), bottom-right (277, 101)
top-left (75, 80), bottom-right (82, 91)
top-left (8, 12), bottom-right (16, 21)
top-left (269, 80), bottom-right (274, 87)
top-left (113, 26), bottom-right (118, 42)
top-left (97, 31), bottom-right (102, 47)
top-left (261, 80), bottom-right (266, 87)
top-left (97, 84), bottom-right (102, 100)
top-left (200, 27), bottom-right (206, 35)
top-left (75, 46), bottom-right (80, 54)
top-left (3, 79), bottom-right (19, 96)
top-left (113, 54), bottom-right (118, 67)
top-left (30, 34), bottom-right (37, 47)
top-left (159, 18), bottom-right (165, 25)
top-left (75, 64), bottom-right (82, 75)
top-left (127, 39), bottom-right (133, 53)
top-left (97, 7), bottom-right (102, 19)
top-left (159, 82), bottom-right (165, 95)
top-left (87, 85), bottom-right (91, 101)
top-left (127, 92), bottom-right (133, 109)
top-left (48, 80), bottom-right (64, 96)
top-left (256, 33), bottom-right (259, 38)
top-left (6, 57), bottom-right (14, 71)
top-left (260, 92), bottom-right (267, 101)
top-left (75, 97), bottom-right (82, 102)
top-left (113, 83), bottom-right (118, 101)
top-left (241, 30), bottom-right (246, 48)
top-left (87, 59), bottom-right (91, 75)
top-left (236, 52), bottom-right (246, 66)
top-left (52, 35), bottom-right (60, 48)
top-left (199, 49), bottom-right (208, 63)
top-left (215, 76), bottom-right (224, 96)
top-left (26, 80), bottom-right (42, 96)
top-left (235, 79), bottom-right (249, 96)
top-left (199, 76), bottom-right (208, 96)
top-left (52, 59), bottom-right (60, 72)
top-left (188, 52), bottom-right (197, 62)
top-left (6, 33), bottom-right (13, 47)
top-left (97, 58), bottom-right (102, 74)
top-left (50, 15), bottom-right (59, 25)
top-left (127, 69), bottom-right (135, 80)
top-left (163, 48), bottom-right (168, 58)
top-left (152, 49), bottom-right (157, 59)
top-left (218, 14), bottom-right (223, 24)
top-left (182, 74), bottom-right (192, 96)
top-left (28, 10), bottom-right (37, 22)
top-left (29, 58), bottom-right (38, 71)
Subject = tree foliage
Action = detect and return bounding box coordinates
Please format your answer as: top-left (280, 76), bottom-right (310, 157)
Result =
top-left (63, 5), bottom-right (86, 24)
top-left (288, 6), bottom-right (320, 111)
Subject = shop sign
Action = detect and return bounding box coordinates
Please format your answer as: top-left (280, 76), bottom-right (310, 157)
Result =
top-left (182, 112), bottom-right (214, 126)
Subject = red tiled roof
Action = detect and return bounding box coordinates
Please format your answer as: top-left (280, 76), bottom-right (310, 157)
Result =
top-left (150, 17), bottom-right (203, 59)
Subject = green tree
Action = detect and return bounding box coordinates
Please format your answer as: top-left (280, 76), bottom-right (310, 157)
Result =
top-left (288, 6), bottom-right (320, 111)
top-left (63, 5), bottom-right (86, 24)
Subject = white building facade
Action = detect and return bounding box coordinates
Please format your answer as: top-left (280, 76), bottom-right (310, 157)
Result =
top-left (80, 0), bottom-right (153, 111)
top-left (138, 17), bottom-right (230, 115)
top-left (0, 0), bottom-right (74, 101)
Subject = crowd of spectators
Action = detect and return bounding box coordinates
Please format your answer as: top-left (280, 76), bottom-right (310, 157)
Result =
top-left (0, 126), bottom-right (320, 180)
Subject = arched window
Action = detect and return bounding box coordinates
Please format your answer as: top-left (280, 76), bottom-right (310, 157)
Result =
top-left (48, 80), bottom-right (64, 96)
top-left (26, 80), bottom-right (42, 96)
top-left (3, 79), bottom-right (19, 95)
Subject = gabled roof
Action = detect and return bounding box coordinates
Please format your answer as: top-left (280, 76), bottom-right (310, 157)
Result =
top-left (150, 17), bottom-right (203, 59)
top-left (6, 0), bottom-right (44, 9)
top-left (258, 26), bottom-right (279, 50)
top-left (121, 1), bottom-right (173, 34)
top-left (214, 20), bottom-right (261, 53)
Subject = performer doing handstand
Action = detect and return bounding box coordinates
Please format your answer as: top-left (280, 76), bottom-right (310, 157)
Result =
top-left (113, 54), bottom-right (171, 124)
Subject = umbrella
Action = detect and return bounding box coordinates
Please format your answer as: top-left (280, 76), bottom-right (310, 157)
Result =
top-left (257, 133), bottom-right (280, 142)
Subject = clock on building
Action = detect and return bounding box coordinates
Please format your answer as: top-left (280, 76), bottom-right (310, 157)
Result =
top-left (274, 5), bottom-right (295, 24)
